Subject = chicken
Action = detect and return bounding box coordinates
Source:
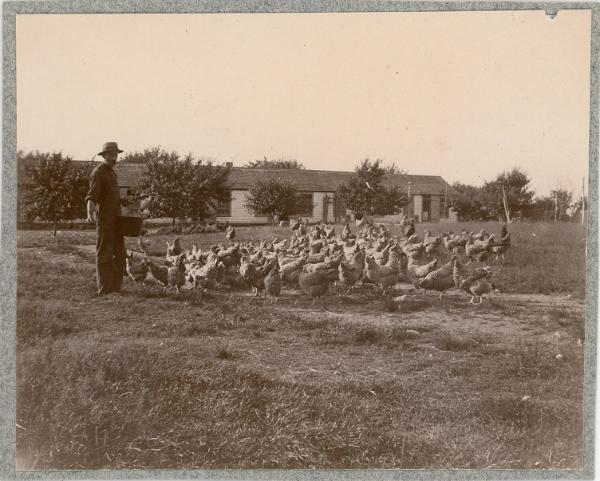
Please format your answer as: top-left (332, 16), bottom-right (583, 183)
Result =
top-left (442, 233), bottom-right (463, 254)
top-left (272, 239), bottom-right (288, 251)
top-left (492, 230), bottom-right (511, 262)
top-left (407, 257), bottom-right (438, 280)
top-left (372, 244), bottom-right (390, 265)
top-left (467, 275), bottom-right (495, 304)
top-left (263, 260), bottom-right (282, 302)
top-left (125, 251), bottom-right (149, 284)
top-left (402, 219), bottom-right (415, 238)
top-left (239, 257), bottom-right (277, 297)
top-left (347, 249), bottom-right (366, 279)
top-left (304, 252), bottom-right (344, 273)
top-left (403, 241), bottom-right (424, 258)
top-left (166, 237), bottom-right (182, 257)
top-left (424, 240), bottom-right (440, 257)
top-left (341, 222), bottom-right (352, 240)
top-left (337, 261), bottom-right (360, 292)
top-left (414, 257), bottom-right (455, 301)
top-left (167, 253), bottom-right (187, 294)
top-left (191, 242), bottom-right (202, 261)
top-left (323, 223), bottom-right (336, 238)
top-left (465, 234), bottom-right (495, 263)
top-left (188, 255), bottom-right (220, 287)
top-left (281, 258), bottom-right (306, 287)
top-left (225, 222), bottom-right (236, 242)
top-left (472, 228), bottom-right (488, 241)
top-left (143, 258), bottom-right (169, 286)
top-left (452, 258), bottom-right (493, 304)
top-left (298, 268), bottom-right (339, 304)
top-left (217, 243), bottom-right (241, 268)
top-left (306, 252), bottom-right (327, 264)
top-left (138, 236), bottom-right (152, 256)
top-left (423, 231), bottom-right (438, 246)
top-left (365, 255), bottom-right (400, 293)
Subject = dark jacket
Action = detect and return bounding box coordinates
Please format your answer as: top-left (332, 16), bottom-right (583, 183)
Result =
top-left (85, 162), bottom-right (122, 225)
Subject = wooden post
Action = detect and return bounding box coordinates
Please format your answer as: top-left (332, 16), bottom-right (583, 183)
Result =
top-left (554, 192), bottom-right (558, 223)
top-left (501, 184), bottom-right (511, 224)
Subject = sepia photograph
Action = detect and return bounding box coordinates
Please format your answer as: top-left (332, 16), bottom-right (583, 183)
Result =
top-left (5, 2), bottom-right (596, 476)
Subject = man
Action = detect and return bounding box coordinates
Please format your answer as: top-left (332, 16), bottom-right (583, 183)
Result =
top-left (86, 142), bottom-right (126, 294)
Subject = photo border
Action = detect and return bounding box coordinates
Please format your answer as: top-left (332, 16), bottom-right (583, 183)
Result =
top-left (1, 1), bottom-right (598, 479)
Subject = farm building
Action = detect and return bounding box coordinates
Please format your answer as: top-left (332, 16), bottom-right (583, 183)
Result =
top-left (17, 157), bottom-right (456, 224)
top-left (113, 161), bottom-right (456, 224)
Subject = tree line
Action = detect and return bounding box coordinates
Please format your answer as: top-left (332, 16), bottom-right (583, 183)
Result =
top-left (451, 167), bottom-right (584, 222)
top-left (19, 147), bottom-right (580, 234)
top-left (19, 149), bottom-right (407, 232)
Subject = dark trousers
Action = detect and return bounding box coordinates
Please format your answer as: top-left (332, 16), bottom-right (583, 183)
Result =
top-left (96, 223), bottom-right (126, 294)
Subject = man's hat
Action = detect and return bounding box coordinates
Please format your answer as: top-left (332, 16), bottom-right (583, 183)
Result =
top-left (98, 142), bottom-right (124, 156)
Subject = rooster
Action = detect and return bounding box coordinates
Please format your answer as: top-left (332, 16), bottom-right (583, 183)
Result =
top-left (167, 254), bottom-right (187, 294)
top-left (125, 251), bottom-right (149, 284)
top-left (264, 259), bottom-right (282, 302)
top-left (166, 237), bottom-right (182, 257)
top-left (452, 258), bottom-right (494, 304)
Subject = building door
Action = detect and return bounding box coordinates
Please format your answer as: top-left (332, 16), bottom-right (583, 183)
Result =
top-left (422, 195), bottom-right (431, 222)
top-left (322, 195), bottom-right (329, 223)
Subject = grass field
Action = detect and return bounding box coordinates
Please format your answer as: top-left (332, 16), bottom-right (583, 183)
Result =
top-left (16, 222), bottom-right (587, 469)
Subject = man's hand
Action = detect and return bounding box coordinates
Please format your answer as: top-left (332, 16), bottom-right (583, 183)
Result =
top-left (86, 200), bottom-right (98, 223)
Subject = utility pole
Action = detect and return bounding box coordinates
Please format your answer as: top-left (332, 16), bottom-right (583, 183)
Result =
top-left (554, 192), bottom-right (558, 223)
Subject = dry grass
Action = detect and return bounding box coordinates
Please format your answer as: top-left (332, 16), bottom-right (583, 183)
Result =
top-left (15, 224), bottom-right (587, 470)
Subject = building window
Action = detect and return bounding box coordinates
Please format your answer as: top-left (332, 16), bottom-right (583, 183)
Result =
top-left (440, 197), bottom-right (446, 218)
top-left (216, 193), bottom-right (232, 217)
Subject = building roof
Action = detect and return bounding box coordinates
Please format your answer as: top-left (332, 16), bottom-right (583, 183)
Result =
top-left (18, 158), bottom-right (457, 197)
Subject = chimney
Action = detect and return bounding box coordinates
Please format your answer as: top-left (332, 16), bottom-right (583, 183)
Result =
top-left (225, 162), bottom-right (233, 167)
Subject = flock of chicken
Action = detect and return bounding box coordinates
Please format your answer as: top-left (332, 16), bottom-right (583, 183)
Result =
top-left (124, 217), bottom-right (512, 307)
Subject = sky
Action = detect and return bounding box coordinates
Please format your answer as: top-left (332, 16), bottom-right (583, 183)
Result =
top-left (16, 10), bottom-right (592, 197)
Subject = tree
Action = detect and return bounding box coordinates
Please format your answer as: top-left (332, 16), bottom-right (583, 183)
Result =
top-left (67, 160), bottom-right (96, 222)
top-left (133, 147), bottom-right (231, 225)
top-left (550, 188), bottom-right (573, 221)
top-left (450, 182), bottom-right (487, 221)
top-left (244, 179), bottom-right (302, 219)
top-left (336, 158), bottom-right (407, 217)
top-left (383, 162), bottom-right (408, 176)
top-left (22, 151), bottom-right (93, 236)
top-left (529, 189), bottom-right (574, 222)
top-left (245, 157), bottom-right (305, 169)
top-left (480, 168), bottom-right (534, 222)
